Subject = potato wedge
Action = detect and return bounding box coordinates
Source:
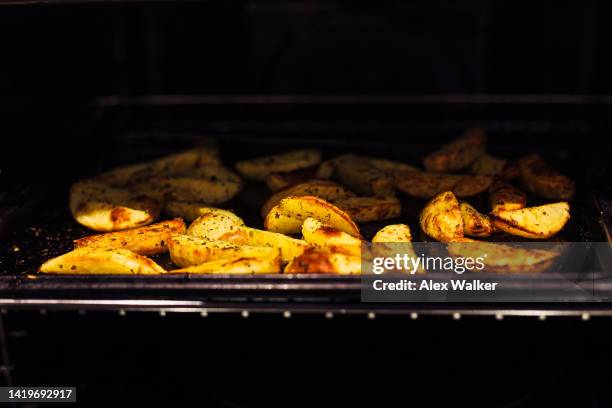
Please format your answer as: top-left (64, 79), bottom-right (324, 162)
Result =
top-left (452, 175), bottom-right (494, 197)
top-left (489, 181), bottom-right (527, 213)
top-left (419, 191), bottom-right (464, 242)
top-left (423, 127), bottom-right (487, 172)
top-left (171, 256), bottom-right (281, 274)
top-left (186, 211), bottom-right (246, 241)
top-left (332, 154), bottom-right (394, 196)
top-left (372, 224), bottom-right (423, 273)
top-left (490, 202), bottom-right (570, 239)
top-left (394, 172), bottom-right (492, 199)
top-left (447, 238), bottom-right (559, 273)
top-left (168, 234), bottom-right (280, 267)
top-left (332, 196), bottom-right (401, 223)
top-left (460, 202), bottom-right (493, 238)
top-left (284, 248), bottom-right (361, 274)
top-left (368, 158), bottom-right (421, 178)
top-left (134, 176), bottom-right (242, 204)
top-left (264, 196), bottom-right (361, 237)
top-left (235, 149), bottom-right (322, 181)
top-left (70, 180), bottom-right (160, 232)
top-left (261, 180), bottom-right (355, 217)
top-left (98, 148), bottom-right (218, 187)
top-left (518, 154), bottom-right (575, 200)
top-left (301, 217), bottom-right (362, 257)
top-left (39, 247), bottom-right (165, 275)
top-left (164, 201), bottom-right (241, 223)
top-left (236, 227), bottom-right (310, 263)
top-left (264, 161), bottom-right (335, 192)
top-left (74, 218), bottom-right (186, 255)
top-left (470, 154), bottom-right (519, 179)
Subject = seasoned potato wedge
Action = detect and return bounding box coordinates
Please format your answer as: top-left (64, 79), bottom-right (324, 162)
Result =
top-left (235, 149), bottom-right (322, 181)
top-left (332, 196), bottom-right (401, 223)
top-left (186, 211), bottom-right (245, 241)
top-left (284, 248), bottom-right (361, 274)
top-left (264, 161), bottom-right (335, 192)
top-left (134, 175), bottom-right (242, 204)
top-left (372, 224), bottom-right (423, 273)
top-left (460, 202), bottom-right (493, 238)
top-left (489, 181), bottom-right (527, 213)
top-left (70, 180), bottom-right (160, 232)
top-left (164, 201), bottom-right (240, 223)
top-left (98, 148), bottom-right (219, 187)
top-left (261, 180), bottom-right (355, 217)
top-left (301, 217), bottom-right (362, 257)
top-left (264, 196), bottom-right (361, 237)
top-left (394, 172), bottom-right (492, 199)
top-left (423, 128), bottom-right (487, 172)
top-left (74, 218), bottom-right (186, 255)
top-left (368, 158), bottom-right (421, 177)
top-left (171, 256), bottom-right (281, 274)
top-left (447, 238), bottom-right (559, 273)
top-left (470, 154), bottom-right (519, 179)
top-left (490, 202), bottom-right (570, 239)
top-left (39, 247), bottom-right (165, 275)
top-left (518, 154), bottom-right (575, 200)
top-left (419, 191), bottom-right (464, 242)
top-left (236, 227), bottom-right (309, 263)
top-left (332, 154), bottom-right (394, 196)
top-left (182, 165), bottom-right (242, 184)
top-left (168, 234), bottom-right (280, 267)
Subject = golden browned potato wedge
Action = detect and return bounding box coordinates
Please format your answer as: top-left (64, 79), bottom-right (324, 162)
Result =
top-left (264, 196), bottom-right (361, 237)
top-left (171, 256), bottom-right (281, 274)
top-left (39, 247), bottom-right (165, 275)
top-left (168, 234), bottom-right (280, 267)
top-left (134, 175), bottom-right (242, 204)
top-left (331, 154), bottom-right (394, 196)
top-left (517, 154), bottom-right (575, 200)
top-left (489, 181), bottom-right (527, 213)
top-left (301, 217), bottom-right (362, 257)
top-left (490, 202), bottom-right (570, 239)
top-left (284, 248), bottom-right (361, 274)
top-left (447, 238), bottom-right (559, 273)
top-left (470, 154), bottom-right (520, 180)
top-left (236, 227), bottom-right (309, 263)
top-left (261, 180), bottom-right (355, 217)
top-left (98, 148), bottom-right (219, 187)
top-left (419, 191), bottom-right (464, 242)
top-left (164, 201), bottom-right (239, 223)
top-left (70, 180), bottom-right (160, 232)
top-left (394, 172), bottom-right (492, 199)
top-left (460, 202), bottom-right (493, 238)
top-left (235, 149), bottom-right (322, 181)
top-left (372, 224), bottom-right (423, 273)
top-left (423, 128), bottom-right (487, 172)
top-left (74, 218), bottom-right (186, 255)
top-left (368, 158), bottom-right (421, 183)
top-left (186, 211), bottom-right (246, 241)
top-left (332, 196), bottom-right (401, 223)
top-left (264, 161), bottom-right (335, 192)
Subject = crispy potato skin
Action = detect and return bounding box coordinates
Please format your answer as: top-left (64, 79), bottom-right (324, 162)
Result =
top-left (332, 196), bottom-right (401, 223)
top-left (39, 247), bottom-right (165, 275)
top-left (187, 212), bottom-right (246, 241)
top-left (261, 180), bottom-right (355, 217)
top-left (168, 234), bottom-right (280, 267)
top-left (395, 172), bottom-right (492, 199)
top-left (171, 256), bottom-right (281, 274)
top-left (301, 217), bottom-right (362, 257)
top-left (423, 128), bottom-right (487, 172)
top-left (447, 238), bottom-right (558, 273)
top-left (74, 218), bottom-right (186, 255)
top-left (332, 154), bottom-right (394, 196)
top-left (265, 161), bottom-right (335, 192)
top-left (489, 181), bottom-right (527, 213)
top-left (70, 180), bottom-right (160, 232)
top-left (236, 149), bottom-right (322, 181)
top-left (264, 196), bottom-right (361, 238)
top-left (518, 154), bottom-right (575, 200)
top-left (419, 191), bottom-right (464, 242)
top-left (490, 202), bottom-right (570, 239)
top-left (284, 248), bottom-right (361, 274)
top-left (460, 202), bottom-right (493, 238)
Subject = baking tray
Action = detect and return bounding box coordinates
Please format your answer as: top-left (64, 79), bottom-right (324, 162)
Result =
top-left (0, 132), bottom-right (610, 312)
